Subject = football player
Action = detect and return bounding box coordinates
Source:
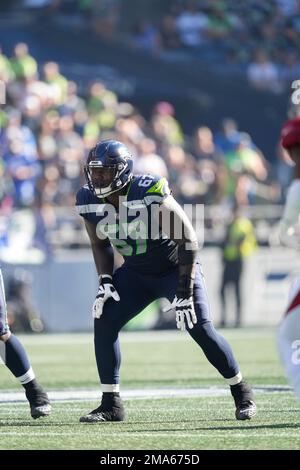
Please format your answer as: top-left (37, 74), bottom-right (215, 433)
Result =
top-left (76, 140), bottom-right (256, 423)
top-left (277, 117), bottom-right (300, 400)
top-left (0, 269), bottom-right (51, 418)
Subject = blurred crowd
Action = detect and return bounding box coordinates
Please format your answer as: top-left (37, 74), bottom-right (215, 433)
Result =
top-left (19, 0), bottom-right (300, 94)
top-left (129, 0), bottom-right (300, 94)
top-left (0, 42), bottom-right (292, 254)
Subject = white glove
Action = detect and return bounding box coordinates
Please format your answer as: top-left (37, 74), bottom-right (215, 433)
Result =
top-left (92, 274), bottom-right (120, 319)
top-left (170, 296), bottom-right (197, 331)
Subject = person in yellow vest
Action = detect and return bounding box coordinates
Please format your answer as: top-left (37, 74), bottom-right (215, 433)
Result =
top-left (220, 204), bottom-right (257, 327)
top-left (10, 43), bottom-right (37, 81)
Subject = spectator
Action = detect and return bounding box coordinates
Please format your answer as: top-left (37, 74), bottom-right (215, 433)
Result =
top-left (10, 43), bottom-right (37, 81)
top-left (280, 52), bottom-right (300, 90)
top-left (135, 138), bottom-right (168, 177)
top-left (220, 204), bottom-right (257, 328)
top-left (159, 14), bottom-right (181, 50)
top-left (206, 2), bottom-right (238, 42)
top-left (43, 62), bottom-right (68, 105)
top-left (58, 81), bottom-right (86, 116)
top-left (131, 20), bottom-right (160, 54)
top-left (4, 139), bottom-right (41, 207)
top-left (247, 49), bottom-right (281, 92)
top-left (0, 46), bottom-right (13, 83)
top-left (175, 0), bottom-right (209, 48)
top-left (214, 118), bottom-right (241, 154)
top-left (56, 115), bottom-right (83, 190)
top-left (193, 126), bottom-right (223, 163)
top-left (90, 0), bottom-right (121, 39)
top-left (151, 101), bottom-right (184, 146)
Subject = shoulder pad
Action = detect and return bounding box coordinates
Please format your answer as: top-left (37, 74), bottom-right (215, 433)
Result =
top-left (143, 176), bottom-right (171, 205)
top-left (75, 186), bottom-right (105, 217)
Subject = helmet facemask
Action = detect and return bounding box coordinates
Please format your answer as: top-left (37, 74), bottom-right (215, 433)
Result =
top-left (85, 160), bottom-right (130, 197)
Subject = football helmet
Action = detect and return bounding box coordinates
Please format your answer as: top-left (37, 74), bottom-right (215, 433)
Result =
top-left (281, 117), bottom-right (300, 149)
top-left (84, 140), bottom-right (133, 197)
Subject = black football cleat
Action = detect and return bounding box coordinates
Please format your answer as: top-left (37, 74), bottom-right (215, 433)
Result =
top-left (25, 387), bottom-right (52, 419)
top-left (80, 394), bottom-right (125, 423)
top-left (230, 380), bottom-right (257, 420)
top-left (235, 400), bottom-right (257, 420)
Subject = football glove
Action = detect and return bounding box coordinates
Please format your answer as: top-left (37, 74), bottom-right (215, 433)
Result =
top-left (170, 296), bottom-right (197, 331)
top-left (92, 274), bottom-right (120, 319)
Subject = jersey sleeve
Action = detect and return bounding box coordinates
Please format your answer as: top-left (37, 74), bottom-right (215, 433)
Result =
top-left (75, 187), bottom-right (91, 221)
top-left (142, 176), bottom-right (172, 206)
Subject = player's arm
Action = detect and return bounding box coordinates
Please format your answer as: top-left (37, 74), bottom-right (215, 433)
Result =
top-left (159, 195), bottom-right (198, 296)
top-left (158, 195), bottom-right (199, 330)
top-left (84, 219), bottom-right (114, 276)
top-left (84, 219), bottom-right (120, 318)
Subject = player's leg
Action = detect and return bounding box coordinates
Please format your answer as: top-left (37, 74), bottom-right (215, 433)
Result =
top-left (192, 265), bottom-right (256, 419)
top-left (80, 265), bottom-right (155, 423)
top-left (94, 265), bottom-right (155, 389)
top-left (277, 276), bottom-right (300, 400)
top-left (219, 268), bottom-right (227, 328)
top-left (159, 264), bottom-right (256, 420)
top-left (0, 269), bottom-right (51, 419)
top-left (191, 265), bottom-right (256, 419)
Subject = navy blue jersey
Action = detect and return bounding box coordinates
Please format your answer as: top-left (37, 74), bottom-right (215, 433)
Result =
top-left (76, 174), bottom-right (178, 275)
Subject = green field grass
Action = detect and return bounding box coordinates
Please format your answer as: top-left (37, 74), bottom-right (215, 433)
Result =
top-left (0, 329), bottom-right (300, 450)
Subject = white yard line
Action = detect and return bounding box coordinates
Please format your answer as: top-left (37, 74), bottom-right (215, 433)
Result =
top-left (0, 385), bottom-right (293, 405)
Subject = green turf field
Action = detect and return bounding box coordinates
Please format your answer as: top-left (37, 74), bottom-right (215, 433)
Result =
top-left (0, 329), bottom-right (300, 450)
